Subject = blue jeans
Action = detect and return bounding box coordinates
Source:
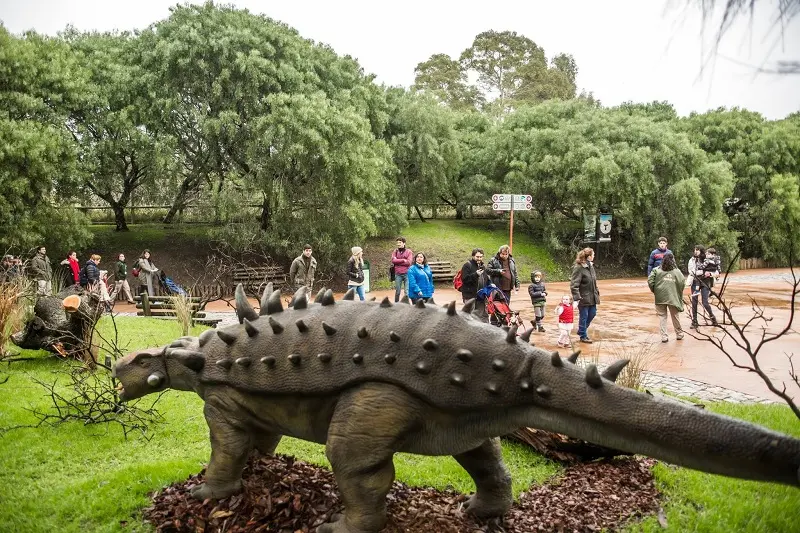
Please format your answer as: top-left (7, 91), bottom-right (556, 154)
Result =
top-left (348, 284), bottom-right (365, 301)
top-left (577, 305), bottom-right (597, 339)
top-left (394, 273), bottom-right (408, 302)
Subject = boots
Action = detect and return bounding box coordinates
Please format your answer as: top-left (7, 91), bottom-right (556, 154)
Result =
top-left (531, 320), bottom-right (546, 332)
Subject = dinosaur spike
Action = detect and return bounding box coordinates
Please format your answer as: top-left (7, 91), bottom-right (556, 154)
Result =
top-left (288, 354), bottom-right (302, 366)
top-left (216, 359), bottom-right (233, 370)
top-left (550, 351), bottom-right (563, 367)
top-left (461, 299), bottom-right (476, 313)
top-left (422, 339), bottom-right (439, 351)
top-left (171, 349), bottom-right (205, 372)
top-left (292, 287), bottom-right (309, 309)
top-left (585, 364), bottom-right (603, 388)
top-left (235, 357), bottom-right (252, 367)
top-left (485, 382), bottom-right (499, 395)
top-left (314, 288), bottom-right (326, 304)
top-left (357, 327), bottom-right (369, 339)
top-left (519, 328), bottom-right (534, 343)
top-left (317, 353), bottom-right (331, 363)
top-left (536, 384), bottom-right (552, 398)
top-left (369, 296), bottom-right (377, 301)
top-left (389, 331), bottom-right (401, 342)
top-left (235, 284), bottom-right (258, 323)
top-left (492, 359), bottom-right (506, 371)
top-left (601, 359), bottom-right (630, 382)
top-left (265, 289), bottom-right (283, 315)
top-left (217, 330), bottom-right (236, 345)
top-left (506, 325), bottom-right (518, 343)
top-left (342, 289), bottom-right (356, 301)
top-left (169, 339), bottom-right (190, 348)
top-left (428, 297), bottom-right (436, 306)
top-left (450, 373), bottom-right (466, 387)
top-left (400, 295), bottom-right (409, 304)
top-left (415, 299), bottom-right (426, 309)
top-left (260, 356), bottom-right (276, 367)
top-left (567, 350), bottom-right (581, 364)
top-left (296, 319), bottom-right (309, 333)
top-left (380, 297), bottom-right (392, 308)
top-left (322, 322), bottom-right (337, 336)
top-left (243, 318), bottom-right (258, 337)
top-left (352, 353), bottom-right (363, 364)
top-left (520, 379), bottom-right (531, 391)
top-left (415, 360), bottom-right (431, 375)
top-left (384, 353), bottom-right (396, 364)
top-left (446, 301), bottom-right (457, 316)
top-left (320, 289), bottom-right (335, 306)
top-left (198, 329), bottom-right (215, 347)
top-left (456, 349), bottom-right (473, 362)
top-left (147, 374), bottom-right (164, 387)
top-left (259, 282), bottom-right (275, 315)
top-left (268, 316), bottom-right (284, 334)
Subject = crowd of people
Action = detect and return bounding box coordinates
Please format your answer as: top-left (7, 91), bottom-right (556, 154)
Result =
top-left (4, 234), bottom-right (723, 345)
top-left (1, 247), bottom-right (162, 312)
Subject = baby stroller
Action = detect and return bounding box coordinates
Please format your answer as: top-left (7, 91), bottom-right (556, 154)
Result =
top-left (477, 283), bottom-right (526, 330)
top-left (159, 270), bottom-right (188, 296)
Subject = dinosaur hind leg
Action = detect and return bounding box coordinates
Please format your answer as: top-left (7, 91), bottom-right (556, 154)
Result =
top-left (453, 438), bottom-right (513, 518)
top-left (254, 433), bottom-right (282, 456)
top-left (318, 384), bottom-right (418, 533)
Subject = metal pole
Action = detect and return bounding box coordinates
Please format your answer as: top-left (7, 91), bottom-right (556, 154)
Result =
top-left (509, 195), bottom-right (514, 254)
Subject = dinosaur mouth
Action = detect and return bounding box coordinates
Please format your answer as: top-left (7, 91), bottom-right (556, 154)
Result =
top-left (115, 382), bottom-right (127, 399)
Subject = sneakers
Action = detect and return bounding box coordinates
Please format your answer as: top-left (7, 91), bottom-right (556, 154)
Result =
top-left (537, 324), bottom-right (546, 333)
top-left (676, 334), bottom-right (684, 340)
top-left (579, 337), bottom-right (593, 344)
top-left (661, 337), bottom-right (669, 343)
top-left (690, 323), bottom-right (698, 329)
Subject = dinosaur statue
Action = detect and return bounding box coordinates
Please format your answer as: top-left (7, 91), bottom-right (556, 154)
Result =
top-left (113, 283), bottom-right (800, 533)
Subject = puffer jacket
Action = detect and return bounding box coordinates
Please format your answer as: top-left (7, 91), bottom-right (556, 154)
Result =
top-left (407, 264), bottom-right (434, 299)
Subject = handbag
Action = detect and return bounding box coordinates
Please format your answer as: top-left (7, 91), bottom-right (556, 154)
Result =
top-left (389, 265), bottom-right (396, 282)
top-left (131, 267), bottom-right (140, 278)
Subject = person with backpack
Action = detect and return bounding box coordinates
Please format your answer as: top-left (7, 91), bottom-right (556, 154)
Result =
top-left (457, 248), bottom-right (485, 303)
top-left (407, 252), bottom-right (434, 304)
top-left (390, 237), bottom-right (413, 303)
top-left (80, 254), bottom-right (101, 288)
top-left (114, 253), bottom-right (136, 304)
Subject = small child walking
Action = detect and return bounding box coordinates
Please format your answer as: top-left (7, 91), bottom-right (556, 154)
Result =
top-left (555, 295), bottom-right (574, 347)
top-left (528, 270), bottom-right (547, 332)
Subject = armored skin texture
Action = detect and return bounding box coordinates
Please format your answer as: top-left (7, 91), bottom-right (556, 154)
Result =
top-left (114, 284), bottom-right (800, 533)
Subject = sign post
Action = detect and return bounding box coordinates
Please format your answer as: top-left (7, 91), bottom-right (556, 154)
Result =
top-left (492, 194), bottom-right (532, 254)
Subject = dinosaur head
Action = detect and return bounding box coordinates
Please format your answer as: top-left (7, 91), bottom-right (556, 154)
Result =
top-left (113, 347), bottom-right (170, 401)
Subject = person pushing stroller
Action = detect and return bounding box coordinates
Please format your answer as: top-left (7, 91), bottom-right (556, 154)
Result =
top-left (528, 270), bottom-right (547, 332)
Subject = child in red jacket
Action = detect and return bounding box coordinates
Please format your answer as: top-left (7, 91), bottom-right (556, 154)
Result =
top-left (555, 295), bottom-right (575, 347)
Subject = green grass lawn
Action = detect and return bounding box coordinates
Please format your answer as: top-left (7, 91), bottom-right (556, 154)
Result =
top-left (1, 316), bottom-right (798, 532)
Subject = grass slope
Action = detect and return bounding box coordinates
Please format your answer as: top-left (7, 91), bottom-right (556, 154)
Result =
top-left (2, 317), bottom-right (797, 532)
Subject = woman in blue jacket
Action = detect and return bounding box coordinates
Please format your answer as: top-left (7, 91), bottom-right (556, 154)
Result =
top-left (407, 252), bottom-right (434, 303)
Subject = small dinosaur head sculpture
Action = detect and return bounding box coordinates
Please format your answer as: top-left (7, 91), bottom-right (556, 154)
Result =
top-left (113, 347), bottom-right (170, 401)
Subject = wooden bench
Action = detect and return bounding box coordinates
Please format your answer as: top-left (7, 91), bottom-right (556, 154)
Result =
top-left (232, 265), bottom-right (286, 296)
top-left (134, 294), bottom-right (222, 328)
top-left (428, 261), bottom-right (454, 282)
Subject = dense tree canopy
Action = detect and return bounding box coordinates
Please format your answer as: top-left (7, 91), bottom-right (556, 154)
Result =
top-left (1, 3), bottom-right (796, 270)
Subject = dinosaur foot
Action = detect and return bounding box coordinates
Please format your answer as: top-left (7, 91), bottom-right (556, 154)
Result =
top-left (462, 493), bottom-right (512, 518)
top-left (189, 480), bottom-right (242, 501)
top-left (317, 513), bottom-right (379, 533)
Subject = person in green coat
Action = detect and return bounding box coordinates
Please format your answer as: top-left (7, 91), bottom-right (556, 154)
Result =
top-left (647, 253), bottom-right (685, 343)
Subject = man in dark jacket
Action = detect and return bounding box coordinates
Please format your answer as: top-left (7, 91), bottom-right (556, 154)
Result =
top-left (80, 255), bottom-right (101, 288)
top-left (114, 253), bottom-right (136, 304)
top-left (459, 248), bottom-right (485, 303)
top-left (288, 244), bottom-right (317, 294)
top-left (30, 246), bottom-right (53, 296)
top-left (647, 237), bottom-right (672, 275)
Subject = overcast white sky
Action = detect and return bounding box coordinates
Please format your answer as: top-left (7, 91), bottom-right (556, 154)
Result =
top-left (2, 0), bottom-right (799, 119)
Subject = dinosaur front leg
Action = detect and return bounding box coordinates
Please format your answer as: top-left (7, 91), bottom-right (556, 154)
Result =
top-left (191, 403), bottom-right (252, 501)
top-left (454, 438), bottom-right (513, 518)
top-left (253, 433), bottom-right (282, 456)
top-left (318, 384), bottom-right (418, 533)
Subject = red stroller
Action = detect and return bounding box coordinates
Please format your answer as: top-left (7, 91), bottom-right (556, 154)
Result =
top-left (478, 284), bottom-right (526, 330)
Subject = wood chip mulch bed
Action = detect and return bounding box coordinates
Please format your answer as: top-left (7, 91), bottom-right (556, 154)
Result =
top-left (142, 453), bottom-right (660, 533)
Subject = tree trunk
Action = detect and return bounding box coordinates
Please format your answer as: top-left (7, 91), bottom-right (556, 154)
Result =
top-left (259, 194), bottom-right (272, 231)
top-left (163, 176), bottom-right (198, 224)
top-left (506, 427), bottom-right (629, 463)
top-left (414, 205), bottom-right (426, 222)
top-left (112, 204), bottom-right (129, 231)
top-left (455, 206), bottom-right (465, 219)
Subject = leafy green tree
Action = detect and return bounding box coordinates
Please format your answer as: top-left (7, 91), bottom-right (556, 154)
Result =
top-left (64, 30), bottom-right (174, 231)
top-left (412, 53), bottom-right (482, 110)
top-left (384, 90), bottom-right (462, 221)
top-left (0, 27), bottom-right (91, 252)
top-left (441, 111), bottom-right (495, 219)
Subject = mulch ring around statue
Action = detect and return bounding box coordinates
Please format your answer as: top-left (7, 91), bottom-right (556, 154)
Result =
top-left (143, 453), bottom-right (660, 533)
